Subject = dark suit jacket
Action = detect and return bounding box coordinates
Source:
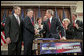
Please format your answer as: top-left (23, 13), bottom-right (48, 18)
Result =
top-left (5, 15), bottom-right (23, 42)
top-left (23, 16), bottom-right (35, 42)
top-left (42, 21), bottom-right (46, 38)
top-left (40, 17), bottom-right (66, 39)
top-left (66, 23), bottom-right (75, 39)
top-left (76, 20), bottom-right (83, 28)
top-left (74, 26), bottom-right (83, 39)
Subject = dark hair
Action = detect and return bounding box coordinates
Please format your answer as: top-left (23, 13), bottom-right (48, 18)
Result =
top-left (26, 9), bottom-right (33, 14)
top-left (76, 20), bottom-right (82, 27)
top-left (37, 17), bottom-right (42, 21)
top-left (73, 14), bottom-right (77, 18)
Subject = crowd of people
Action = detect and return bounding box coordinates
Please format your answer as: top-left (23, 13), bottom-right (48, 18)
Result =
top-left (62, 17), bottom-right (83, 39)
top-left (1, 6), bottom-right (83, 55)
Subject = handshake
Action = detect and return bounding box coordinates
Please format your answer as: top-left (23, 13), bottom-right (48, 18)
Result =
top-left (34, 29), bottom-right (39, 35)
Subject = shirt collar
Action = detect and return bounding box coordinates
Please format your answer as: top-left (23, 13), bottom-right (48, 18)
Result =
top-left (14, 13), bottom-right (19, 19)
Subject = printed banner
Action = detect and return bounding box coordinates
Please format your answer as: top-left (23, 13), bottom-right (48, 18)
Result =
top-left (40, 42), bottom-right (82, 54)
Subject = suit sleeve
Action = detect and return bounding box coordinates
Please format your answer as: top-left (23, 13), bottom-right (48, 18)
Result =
top-left (75, 27), bottom-right (83, 32)
top-left (5, 16), bottom-right (11, 39)
top-left (56, 18), bottom-right (66, 37)
top-left (66, 24), bottom-right (75, 35)
top-left (39, 21), bottom-right (47, 34)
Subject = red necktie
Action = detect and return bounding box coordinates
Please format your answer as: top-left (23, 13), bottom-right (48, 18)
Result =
top-left (73, 21), bottom-right (75, 28)
top-left (30, 18), bottom-right (34, 26)
top-left (48, 19), bottom-right (51, 31)
top-left (32, 21), bottom-right (34, 26)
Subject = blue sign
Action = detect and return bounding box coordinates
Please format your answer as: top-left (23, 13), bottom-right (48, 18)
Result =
top-left (40, 42), bottom-right (82, 54)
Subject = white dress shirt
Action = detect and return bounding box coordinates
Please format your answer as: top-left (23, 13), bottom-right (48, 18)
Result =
top-left (14, 13), bottom-right (20, 25)
top-left (49, 16), bottom-right (52, 23)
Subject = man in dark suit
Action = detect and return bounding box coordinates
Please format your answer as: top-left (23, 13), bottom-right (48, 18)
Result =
top-left (39, 9), bottom-right (66, 40)
top-left (72, 14), bottom-right (83, 39)
top-left (72, 14), bottom-right (83, 28)
top-left (23, 9), bottom-right (35, 55)
top-left (73, 21), bottom-right (83, 39)
top-left (5, 6), bottom-right (23, 55)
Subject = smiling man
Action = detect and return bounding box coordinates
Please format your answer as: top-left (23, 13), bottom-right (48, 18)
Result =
top-left (39, 9), bottom-right (66, 40)
top-left (5, 6), bottom-right (23, 55)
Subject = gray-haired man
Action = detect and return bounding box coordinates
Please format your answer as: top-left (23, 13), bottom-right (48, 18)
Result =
top-left (23, 9), bottom-right (35, 55)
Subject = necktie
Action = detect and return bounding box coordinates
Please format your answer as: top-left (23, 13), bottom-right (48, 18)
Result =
top-left (48, 19), bottom-right (51, 31)
top-left (73, 21), bottom-right (75, 27)
top-left (17, 16), bottom-right (20, 25)
top-left (30, 18), bottom-right (34, 26)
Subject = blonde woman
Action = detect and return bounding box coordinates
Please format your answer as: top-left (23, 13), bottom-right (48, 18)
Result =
top-left (62, 18), bottom-right (75, 39)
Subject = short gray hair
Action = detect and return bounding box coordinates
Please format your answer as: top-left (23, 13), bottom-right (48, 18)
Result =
top-left (13, 6), bottom-right (21, 10)
top-left (26, 9), bottom-right (33, 14)
top-left (46, 9), bottom-right (54, 16)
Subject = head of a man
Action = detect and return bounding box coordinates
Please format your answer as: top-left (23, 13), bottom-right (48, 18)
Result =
top-left (27, 9), bottom-right (33, 18)
top-left (45, 9), bottom-right (54, 19)
top-left (13, 6), bottom-right (21, 16)
top-left (72, 14), bottom-right (77, 21)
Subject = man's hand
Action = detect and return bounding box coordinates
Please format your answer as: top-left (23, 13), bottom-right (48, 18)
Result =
top-left (6, 37), bottom-right (11, 44)
top-left (60, 36), bottom-right (66, 40)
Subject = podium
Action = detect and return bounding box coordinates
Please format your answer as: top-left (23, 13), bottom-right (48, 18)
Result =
top-left (32, 38), bottom-right (83, 55)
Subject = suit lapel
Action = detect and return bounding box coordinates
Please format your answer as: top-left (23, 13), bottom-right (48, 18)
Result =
top-left (28, 17), bottom-right (33, 26)
top-left (50, 17), bottom-right (54, 31)
top-left (19, 16), bottom-right (22, 26)
top-left (47, 19), bottom-right (50, 31)
top-left (13, 15), bottom-right (19, 27)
